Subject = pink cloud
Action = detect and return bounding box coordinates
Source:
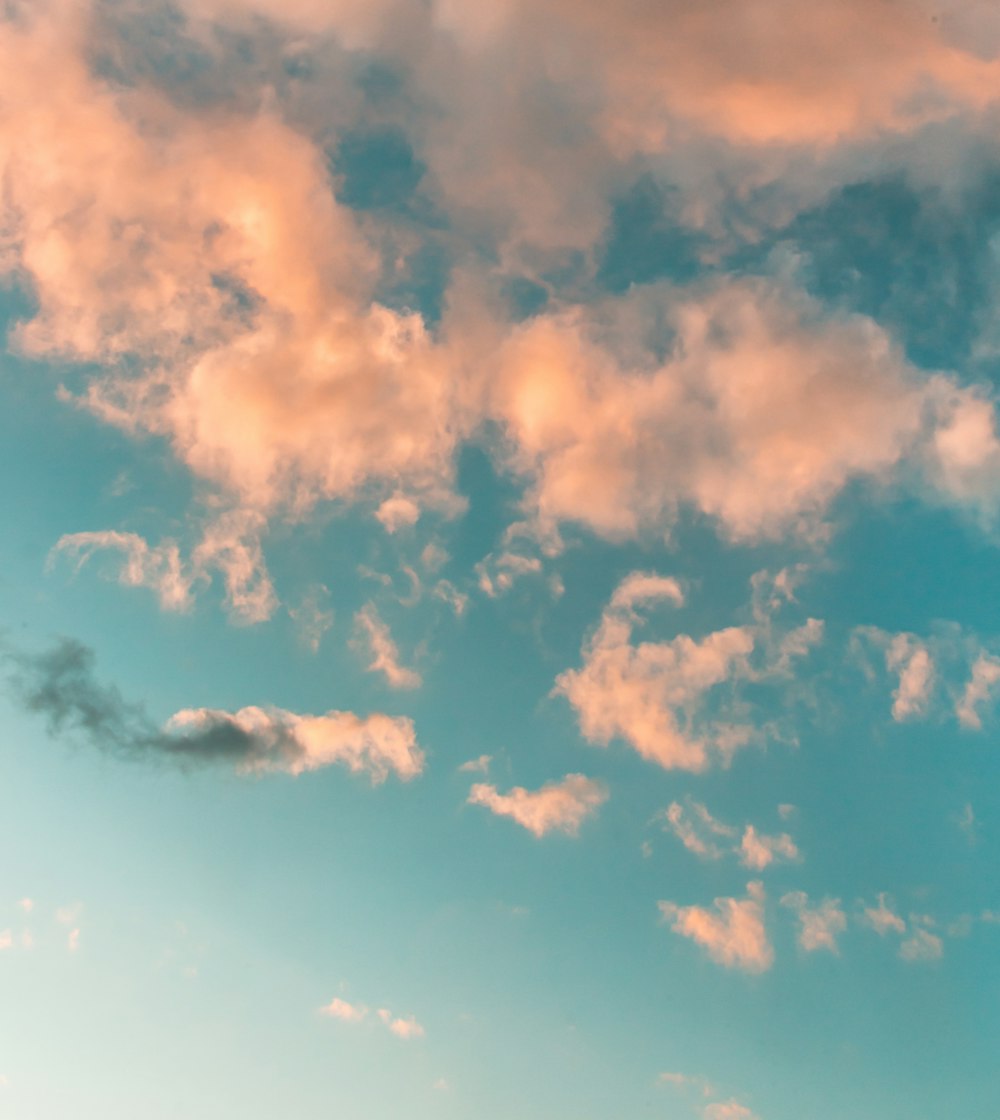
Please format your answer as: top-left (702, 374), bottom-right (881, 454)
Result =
top-left (165, 705), bottom-right (424, 781)
top-left (319, 997), bottom-right (368, 1023)
top-left (467, 774), bottom-right (608, 837)
top-left (861, 893), bottom-right (907, 937)
top-left (781, 892), bottom-right (847, 954)
top-left (353, 605), bottom-right (422, 690)
top-left (956, 653), bottom-right (1000, 729)
top-left (658, 881), bottom-right (773, 973)
top-left (738, 825), bottom-right (799, 871)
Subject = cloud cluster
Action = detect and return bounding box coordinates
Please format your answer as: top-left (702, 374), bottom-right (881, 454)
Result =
top-left (3, 637), bottom-right (423, 781)
top-left (780, 892), bottom-right (847, 954)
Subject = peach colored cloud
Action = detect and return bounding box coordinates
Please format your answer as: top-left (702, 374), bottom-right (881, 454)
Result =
top-left (781, 892), bottom-right (847, 954)
top-left (885, 634), bottom-right (935, 722)
top-left (467, 774), bottom-right (608, 837)
top-left (52, 511), bottom-right (276, 624)
top-left (956, 653), bottom-right (1000, 729)
top-left (493, 281), bottom-right (943, 544)
top-left (862, 894), bottom-right (907, 937)
top-left (658, 881), bottom-right (773, 972)
top-left (353, 605), bottom-right (422, 690)
top-left (556, 569), bottom-right (821, 772)
top-left (738, 826), bottom-right (799, 871)
top-left (165, 705), bottom-right (424, 781)
top-left (377, 1009), bottom-right (426, 1039)
top-left (320, 996), bottom-right (367, 1022)
top-left (661, 800), bottom-right (737, 860)
top-left (899, 927), bottom-right (944, 963)
top-left (0, 3), bottom-right (470, 520)
top-left (703, 1101), bottom-right (759, 1120)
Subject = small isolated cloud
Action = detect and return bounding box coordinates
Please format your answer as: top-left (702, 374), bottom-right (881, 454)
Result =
top-left (781, 892), bottom-right (847, 954)
top-left (899, 927), bottom-right (944, 963)
top-left (0, 931), bottom-right (12, 951)
top-left (378, 1009), bottom-right (425, 1039)
top-left (458, 754), bottom-right (492, 774)
top-left (4, 637), bottom-right (423, 782)
top-left (354, 605), bottom-right (422, 690)
top-left (67, 928), bottom-right (81, 953)
top-left (956, 653), bottom-right (1000, 729)
top-left (738, 825), bottom-right (799, 871)
top-left (861, 893), bottom-right (907, 936)
top-left (375, 494), bottom-right (421, 533)
top-left (433, 1078), bottom-right (450, 1092)
top-left (885, 634), bottom-right (935, 721)
top-left (320, 997), bottom-right (368, 1023)
top-left (468, 774), bottom-right (608, 837)
top-left (55, 904), bottom-right (82, 926)
top-left (658, 881), bottom-right (773, 972)
top-left (15, 898), bottom-right (33, 914)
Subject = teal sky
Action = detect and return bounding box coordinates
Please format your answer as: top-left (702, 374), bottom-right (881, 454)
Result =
top-left (2, 2), bottom-right (1000, 1118)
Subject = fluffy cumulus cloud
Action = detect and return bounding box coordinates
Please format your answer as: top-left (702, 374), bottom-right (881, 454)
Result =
top-left (467, 774), bottom-right (608, 837)
top-left (658, 881), bottom-right (773, 972)
top-left (493, 281), bottom-right (956, 544)
top-left (3, 637), bottom-right (423, 782)
top-left (781, 892), bottom-right (847, 954)
top-left (555, 569), bottom-right (821, 772)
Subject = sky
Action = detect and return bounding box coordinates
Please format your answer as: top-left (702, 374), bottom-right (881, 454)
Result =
top-left (1, 1), bottom-right (1000, 1117)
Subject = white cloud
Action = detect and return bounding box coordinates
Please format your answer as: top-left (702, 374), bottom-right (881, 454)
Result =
top-left (658, 881), bottom-right (773, 972)
top-left (458, 754), bottom-right (492, 774)
top-left (468, 774), bottom-right (608, 837)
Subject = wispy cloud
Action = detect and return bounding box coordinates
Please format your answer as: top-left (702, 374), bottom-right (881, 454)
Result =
top-left (354, 605), bottom-right (422, 690)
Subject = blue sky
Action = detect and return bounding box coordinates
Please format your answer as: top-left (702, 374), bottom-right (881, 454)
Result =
top-left (1, 2), bottom-right (1000, 1118)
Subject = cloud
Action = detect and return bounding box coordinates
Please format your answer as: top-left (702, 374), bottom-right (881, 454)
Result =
top-left (0, 2), bottom-right (470, 521)
top-left (377, 1009), bottom-right (425, 1039)
top-left (458, 754), bottom-right (492, 774)
top-left (4, 637), bottom-right (424, 781)
top-left (320, 997), bottom-right (368, 1023)
top-left (555, 568), bottom-right (820, 772)
top-left (738, 825), bottom-right (799, 871)
top-left (353, 605), bottom-right (422, 690)
top-left (955, 653), bottom-right (1000, 729)
top-left (51, 531), bottom-right (194, 612)
top-left (660, 799), bottom-right (737, 859)
top-left (781, 892), bottom-right (847, 954)
top-left (658, 881), bottom-right (773, 972)
top-left (288, 584), bottom-right (335, 653)
top-left (884, 635), bottom-right (935, 721)
top-left (899, 927), bottom-right (944, 963)
top-left (703, 1102), bottom-right (759, 1120)
top-left (467, 774), bottom-right (608, 837)
top-left (375, 495), bottom-right (421, 534)
top-left (15, 899), bottom-right (33, 914)
top-left (861, 893), bottom-right (907, 937)
top-left (51, 511), bottom-right (277, 625)
top-left (494, 280), bottom-right (955, 544)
